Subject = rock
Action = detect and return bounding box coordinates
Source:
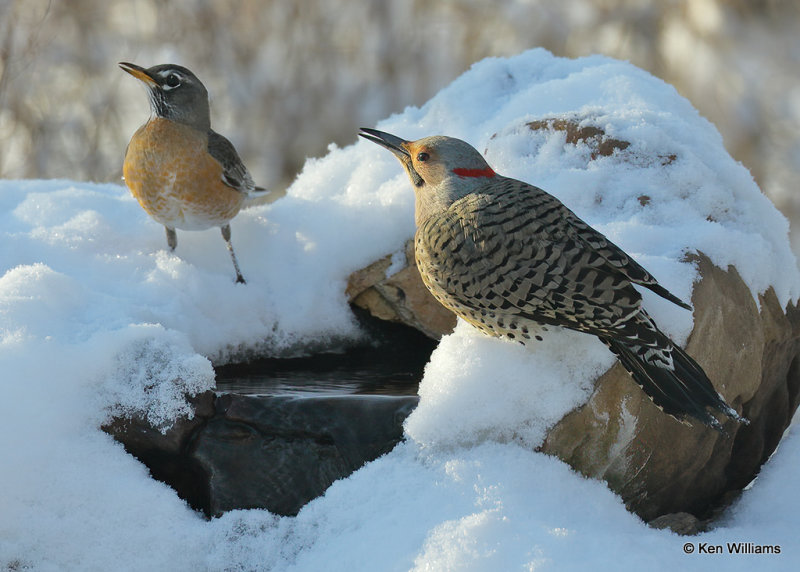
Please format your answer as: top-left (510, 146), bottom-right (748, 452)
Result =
top-left (540, 254), bottom-right (800, 521)
top-left (192, 394), bottom-right (418, 516)
top-left (349, 245), bottom-right (800, 522)
top-left (648, 512), bottom-right (702, 536)
top-left (103, 392), bottom-right (216, 456)
top-left (105, 391), bottom-right (418, 517)
top-left (108, 248), bottom-right (799, 523)
top-left (102, 392), bottom-right (216, 511)
top-left (522, 118), bottom-right (632, 159)
top-left (344, 117), bottom-right (800, 523)
top-left (347, 239), bottom-right (457, 339)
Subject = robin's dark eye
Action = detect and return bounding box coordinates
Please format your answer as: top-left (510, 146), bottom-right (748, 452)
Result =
top-left (416, 152), bottom-right (429, 162)
top-left (165, 74), bottom-right (181, 88)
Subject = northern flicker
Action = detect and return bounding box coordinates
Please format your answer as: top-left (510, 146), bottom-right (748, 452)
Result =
top-left (359, 128), bottom-right (746, 431)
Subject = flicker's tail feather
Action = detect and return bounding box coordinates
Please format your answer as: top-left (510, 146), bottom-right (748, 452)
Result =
top-left (602, 334), bottom-right (747, 432)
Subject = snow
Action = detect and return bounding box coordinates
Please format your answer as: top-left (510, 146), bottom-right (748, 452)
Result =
top-left (1, 48), bottom-right (798, 570)
top-left (405, 322), bottom-right (612, 450)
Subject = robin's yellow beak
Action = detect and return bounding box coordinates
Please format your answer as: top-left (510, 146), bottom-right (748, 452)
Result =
top-left (119, 62), bottom-right (158, 88)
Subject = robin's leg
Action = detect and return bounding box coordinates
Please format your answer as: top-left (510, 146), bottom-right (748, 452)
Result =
top-left (165, 227), bottom-right (178, 251)
top-left (221, 224), bottom-right (245, 284)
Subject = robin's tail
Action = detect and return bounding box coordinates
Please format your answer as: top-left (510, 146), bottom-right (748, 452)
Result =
top-left (601, 315), bottom-right (747, 432)
top-left (242, 186), bottom-right (283, 208)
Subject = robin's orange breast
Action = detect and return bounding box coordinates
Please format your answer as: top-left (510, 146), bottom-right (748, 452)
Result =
top-left (123, 118), bottom-right (245, 230)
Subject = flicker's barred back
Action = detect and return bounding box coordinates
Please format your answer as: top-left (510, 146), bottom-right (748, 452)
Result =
top-left (359, 128), bottom-right (746, 431)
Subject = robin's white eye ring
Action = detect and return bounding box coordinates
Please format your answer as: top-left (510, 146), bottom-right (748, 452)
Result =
top-left (416, 152), bottom-right (429, 162)
top-left (164, 74), bottom-right (181, 89)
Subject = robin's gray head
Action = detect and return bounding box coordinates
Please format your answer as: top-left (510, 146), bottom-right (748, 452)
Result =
top-left (120, 62), bottom-right (211, 131)
top-left (359, 128), bottom-right (497, 224)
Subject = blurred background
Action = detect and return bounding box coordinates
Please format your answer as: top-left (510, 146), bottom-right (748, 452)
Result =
top-left (1, 0), bottom-right (799, 250)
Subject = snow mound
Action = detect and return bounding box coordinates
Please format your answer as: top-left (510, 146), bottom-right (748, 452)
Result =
top-left (388, 49), bottom-right (799, 451)
top-left (406, 322), bottom-right (612, 450)
top-left (1, 49), bottom-right (797, 570)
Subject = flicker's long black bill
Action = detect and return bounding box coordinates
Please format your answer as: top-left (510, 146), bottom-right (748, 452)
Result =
top-left (119, 62), bottom-right (158, 88)
top-left (359, 127), bottom-right (425, 188)
top-left (358, 128), bottom-right (410, 160)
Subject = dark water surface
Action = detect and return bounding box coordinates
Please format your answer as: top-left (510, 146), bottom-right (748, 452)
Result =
top-left (214, 319), bottom-right (437, 397)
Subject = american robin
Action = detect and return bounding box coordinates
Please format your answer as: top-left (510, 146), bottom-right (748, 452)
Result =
top-left (120, 62), bottom-right (269, 283)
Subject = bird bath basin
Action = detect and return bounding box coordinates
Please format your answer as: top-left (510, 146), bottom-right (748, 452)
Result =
top-left (213, 320), bottom-right (435, 397)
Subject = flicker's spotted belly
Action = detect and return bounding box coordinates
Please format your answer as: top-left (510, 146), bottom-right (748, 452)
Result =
top-left (415, 239), bottom-right (544, 343)
top-left (122, 118), bottom-right (244, 230)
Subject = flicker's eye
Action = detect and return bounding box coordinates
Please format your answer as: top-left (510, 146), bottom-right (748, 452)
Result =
top-left (164, 73), bottom-right (181, 89)
top-left (416, 152), bottom-right (429, 163)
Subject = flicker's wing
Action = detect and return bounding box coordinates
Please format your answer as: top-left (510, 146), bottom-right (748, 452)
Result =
top-left (207, 130), bottom-right (257, 194)
top-left (564, 214), bottom-right (692, 310)
top-left (415, 178), bottom-right (649, 336)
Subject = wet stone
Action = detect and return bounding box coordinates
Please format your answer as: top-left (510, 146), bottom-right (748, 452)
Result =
top-left (106, 390), bottom-right (418, 517)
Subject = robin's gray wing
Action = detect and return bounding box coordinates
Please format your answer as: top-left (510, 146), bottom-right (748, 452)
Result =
top-left (207, 130), bottom-right (257, 194)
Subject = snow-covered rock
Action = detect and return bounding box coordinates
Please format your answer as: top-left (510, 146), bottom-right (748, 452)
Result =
top-left (350, 116), bottom-right (800, 521)
top-left (543, 254), bottom-right (800, 520)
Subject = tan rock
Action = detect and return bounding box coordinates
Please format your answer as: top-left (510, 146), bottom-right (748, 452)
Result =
top-left (347, 240), bottom-right (457, 339)
top-left (348, 247), bottom-right (800, 521)
top-left (540, 254), bottom-right (800, 520)
top-left (348, 117), bottom-right (800, 520)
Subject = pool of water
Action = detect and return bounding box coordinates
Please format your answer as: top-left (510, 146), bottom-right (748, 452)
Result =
top-left (214, 320), bottom-right (437, 397)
